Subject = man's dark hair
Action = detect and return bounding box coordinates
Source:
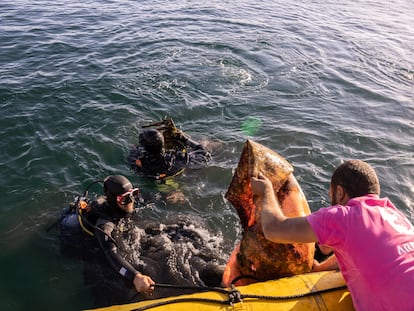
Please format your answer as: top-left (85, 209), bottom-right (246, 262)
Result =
top-left (331, 160), bottom-right (380, 198)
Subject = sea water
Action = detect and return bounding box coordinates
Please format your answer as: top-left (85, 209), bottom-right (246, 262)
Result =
top-left (0, 0), bottom-right (413, 310)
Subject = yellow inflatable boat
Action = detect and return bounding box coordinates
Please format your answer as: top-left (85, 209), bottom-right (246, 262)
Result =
top-left (86, 270), bottom-right (354, 311)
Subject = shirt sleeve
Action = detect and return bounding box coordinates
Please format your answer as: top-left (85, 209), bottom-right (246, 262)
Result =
top-left (94, 218), bottom-right (139, 282)
top-left (307, 205), bottom-right (349, 248)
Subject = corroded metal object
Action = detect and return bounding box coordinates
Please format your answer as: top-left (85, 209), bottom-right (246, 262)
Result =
top-left (222, 140), bottom-right (315, 286)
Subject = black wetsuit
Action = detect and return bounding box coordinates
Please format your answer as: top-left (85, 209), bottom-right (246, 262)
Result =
top-left (86, 196), bottom-right (141, 284)
top-left (128, 136), bottom-right (211, 180)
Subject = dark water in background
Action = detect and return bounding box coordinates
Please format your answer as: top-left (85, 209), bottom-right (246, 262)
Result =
top-left (1, 0), bottom-right (413, 310)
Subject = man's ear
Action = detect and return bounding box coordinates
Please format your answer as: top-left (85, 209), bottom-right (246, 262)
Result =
top-left (336, 185), bottom-right (349, 205)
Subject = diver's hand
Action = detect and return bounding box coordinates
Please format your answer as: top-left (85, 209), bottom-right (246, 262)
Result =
top-left (251, 173), bottom-right (273, 197)
top-left (165, 190), bottom-right (187, 205)
top-left (133, 273), bottom-right (155, 294)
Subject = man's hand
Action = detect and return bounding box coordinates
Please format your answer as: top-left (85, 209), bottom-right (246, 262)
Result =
top-left (312, 254), bottom-right (338, 272)
top-left (133, 273), bottom-right (155, 294)
top-left (251, 173), bottom-right (273, 197)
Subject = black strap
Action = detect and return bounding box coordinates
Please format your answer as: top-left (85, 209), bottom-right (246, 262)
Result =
top-left (128, 282), bottom-right (348, 311)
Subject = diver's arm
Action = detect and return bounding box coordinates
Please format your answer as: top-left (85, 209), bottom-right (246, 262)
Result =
top-left (178, 135), bottom-right (212, 165)
top-left (170, 126), bottom-right (211, 165)
top-left (183, 137), bottom-right (203, 150)
top-left (251, 174), bottom-right (318, 244)
top-left (174, 130), bottom-right (206, 152)
top-left (94, 220), bottom-right (140, 282)
top-left (94, 219), bottom-right (155, 293)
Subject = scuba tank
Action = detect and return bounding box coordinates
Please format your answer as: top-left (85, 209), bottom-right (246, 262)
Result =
top-left (64, 180), bottom-right (102, 235)
top-left (59, 180), bottom-right (103, 257)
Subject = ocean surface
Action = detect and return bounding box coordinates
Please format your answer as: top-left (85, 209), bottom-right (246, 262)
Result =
top-left (1, 0), bottom-right (413, 310)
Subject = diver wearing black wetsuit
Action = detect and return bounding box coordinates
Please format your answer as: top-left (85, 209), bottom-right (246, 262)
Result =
top-left (128, 127), bottom-right (211, 180)
top-left (60, 174), bottom-right (226, 306)
top-left (85, 175), bottom-right (155, 294)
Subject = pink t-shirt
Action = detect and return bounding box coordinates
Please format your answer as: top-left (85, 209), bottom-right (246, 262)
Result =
top-left (307, 194), bottom-right (414, 311)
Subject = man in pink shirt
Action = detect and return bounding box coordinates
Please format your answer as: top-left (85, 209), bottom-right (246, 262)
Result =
top-left (251, 159), bottom-right (414, 311)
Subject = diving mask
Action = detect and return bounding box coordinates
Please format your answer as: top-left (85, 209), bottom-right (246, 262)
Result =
top-left (116, 188), bottom-right (140, 206)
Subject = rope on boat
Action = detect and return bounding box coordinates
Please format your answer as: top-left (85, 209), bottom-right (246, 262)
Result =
top-left (128, 282), bottom-right (348, 311)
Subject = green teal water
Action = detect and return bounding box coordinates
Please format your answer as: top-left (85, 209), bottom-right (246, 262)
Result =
top-left (1, 0), bottom-right (413, 310)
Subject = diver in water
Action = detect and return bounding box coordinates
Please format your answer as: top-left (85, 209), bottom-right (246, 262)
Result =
top-left (60, 174), bottom-right (225, 306)
top-left (128, 119), bottom-right (211, 180)
top-left (60, 175), bottom-right (155, 295)
top-left (86, 175), bottom-right (155, 294)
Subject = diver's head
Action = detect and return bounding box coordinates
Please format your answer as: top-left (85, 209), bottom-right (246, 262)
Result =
top-left (103, 175), bottom-right (139, 213)
top-left (139, 129), bottom-right (165, 155)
